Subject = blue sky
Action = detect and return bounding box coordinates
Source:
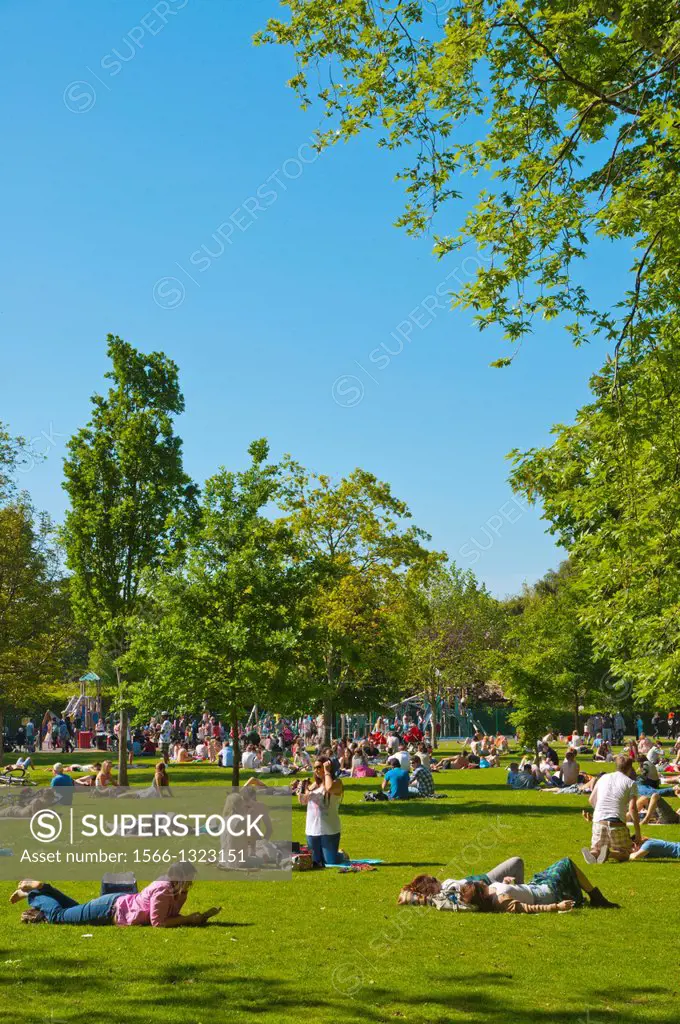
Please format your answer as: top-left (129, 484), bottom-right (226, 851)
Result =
top-left (0, 0), bottom-right (627, 595)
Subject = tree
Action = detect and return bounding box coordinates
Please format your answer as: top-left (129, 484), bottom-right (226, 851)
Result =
top-left (61, 335), bottom-right (197, 784)
top-left (0, 501), bottom-right (73, 755)
top-left (498, 562), bottom-right (607, 744)
top-left (0, 423), bottom-right (27, 504)
top-left (398, 561), bottom-right (504, 738)
top-left (281, 462), bottom-right (440, 744)
top-left (258, 1), bottom-right (680, 369)
top-left (130, 440), bottom-right (307, 785)
top-left (510, 342), bottom-right (680, 707)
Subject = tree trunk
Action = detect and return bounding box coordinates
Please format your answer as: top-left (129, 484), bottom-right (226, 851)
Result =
top-left (231, 707), bottom-right (240, 788)
top-left (118, 705), bottom-right (129, 786)
top-left (0, 706), bottom-right (4, 759)
top-left (322, 695), bottom-right (333, 748)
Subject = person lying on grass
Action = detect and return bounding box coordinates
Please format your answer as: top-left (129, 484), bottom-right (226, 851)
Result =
top-left (1, 757), bottom-right (33, 775)
top-left (506, 763), bottom-right (541, 789)
top-left (398, 857), bottom-right (619, 913)
top-left (430, 754), bottom-right (475, 771)
top-left (0, 787), bottom-right (58, 818)
top-left (630, 838), bottom-right (680, 860)
top-left (543, 773), bottom-right (602, 795)
top-left (11, 863), bottom-right (221, 927)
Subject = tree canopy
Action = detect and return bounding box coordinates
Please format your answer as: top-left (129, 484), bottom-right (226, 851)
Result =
top-left (510, 344), bottom-right (680, 706)
top-left (258, 1), bottom-right (680, 365)
top-left (61, 335), bottom-right (197, 780)
top-left (499, 562), bottom-right (609, 743)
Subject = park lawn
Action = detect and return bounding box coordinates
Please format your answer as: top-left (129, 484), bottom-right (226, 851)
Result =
top-left (0, 750), bottom-right (677, 1024)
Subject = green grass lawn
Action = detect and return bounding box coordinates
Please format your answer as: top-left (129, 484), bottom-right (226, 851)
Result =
top-left (0, 747), bottom-right (677, 1024)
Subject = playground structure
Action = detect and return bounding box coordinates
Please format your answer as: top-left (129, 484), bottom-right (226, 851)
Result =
top-left (63, 672), bottom-right (102, 732)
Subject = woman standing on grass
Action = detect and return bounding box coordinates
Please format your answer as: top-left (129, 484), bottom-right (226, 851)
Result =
top-left (298, 755), bottom-right (344, 866)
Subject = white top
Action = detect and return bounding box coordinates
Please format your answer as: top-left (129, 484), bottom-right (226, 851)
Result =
top-left (241, 750), bottom-right (260, 769)
top-left (592, 771), bottom-right (638, 822)
top-left (159, 721), bottom-right (172, 743)
top-left (305, 789), bottom-right (342, 836)
top-left (489, 881), bottom-right (554, 906)
top-left (386, 735), bottom-right (399, 752)
top-left (392, 751), bottom-right (410, 771)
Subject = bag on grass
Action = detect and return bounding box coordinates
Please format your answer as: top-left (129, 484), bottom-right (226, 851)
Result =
top-left (101, 872), bottom-right (138, 896)
top-left (291, 853), bottom-right (313, 872)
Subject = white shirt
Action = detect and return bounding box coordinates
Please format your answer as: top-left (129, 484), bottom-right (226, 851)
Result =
top-left (489, 881), bottom-right (554, 906)
top-left (592, 771), bottom-right (638, 823)
top-left (393, 750), bottom-right (410, 771)
top-left (241, 750), bottom-right (260, 770)
top-left (159, 721), bottom-right (172, 743)
top-left (305, 789), bottom-right (342, 836)
top-left (386, 735), bottom-right (399, 753)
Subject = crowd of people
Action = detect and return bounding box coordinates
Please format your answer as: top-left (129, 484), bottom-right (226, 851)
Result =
top-left (7, 705), bottom-right (680, 925)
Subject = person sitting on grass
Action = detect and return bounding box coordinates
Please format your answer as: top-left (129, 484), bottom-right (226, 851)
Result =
top-left (381, 757), bottom-right (410, 800)
top-left (49, 764), bottom-right (74, 798)
top-left (176, 743), bottom-right (192, 764)
top-left (593, 739), bottom-right (614, 762)
top-left (241, 744), bottom-right (261, 770)
top-left (392, 743), bottom-right (410, 771)
top-left (95, 761), bottom-right (116, 789)
top-left (293, 742), bottom-right (312, 771)
top-left (408, 755), bottom-right (435, 797)
top-left (506, 763), bottom-right (541, 790)
top-left (398, 856), bottom-right (619, 912)
top-left (583, 754), bottom-right (641, 864)
top-left (11, 864), bottom-right (221, 927)
top-left (626, 788), bottom-right (680, 826)
top-left (350, 748), bottom-right (376, 778)
top-left (638, 733), bottom-right (653, 756)
top-left (495, 734), bottom-right (509, 755)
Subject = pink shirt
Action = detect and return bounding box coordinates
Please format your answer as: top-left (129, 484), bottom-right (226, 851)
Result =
top-left (114, 881), bottom-right (187, 927)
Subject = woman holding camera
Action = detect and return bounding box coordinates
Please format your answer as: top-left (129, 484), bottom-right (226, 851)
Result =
top-left (297, 755), bottom-right (344, 866)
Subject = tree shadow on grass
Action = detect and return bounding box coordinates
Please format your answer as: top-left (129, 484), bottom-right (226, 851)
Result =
top-left (0, 954), bottom-right (668, 1024)
top-left (342, 801), bottom-right (581, 817)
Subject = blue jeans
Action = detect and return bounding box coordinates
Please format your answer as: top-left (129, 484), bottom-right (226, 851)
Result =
top-left (306, 832), bottom-right (341, 866)
top-left (28, 884), bottom-right (120, 925)
top-left (638, 783), bottom-right (675, 796)
top-left (640, 839), bottom-right (680, 859)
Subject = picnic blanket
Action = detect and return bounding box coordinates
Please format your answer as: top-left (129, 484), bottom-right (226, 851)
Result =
top-left (324, 858), bottom-right (385, 867)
